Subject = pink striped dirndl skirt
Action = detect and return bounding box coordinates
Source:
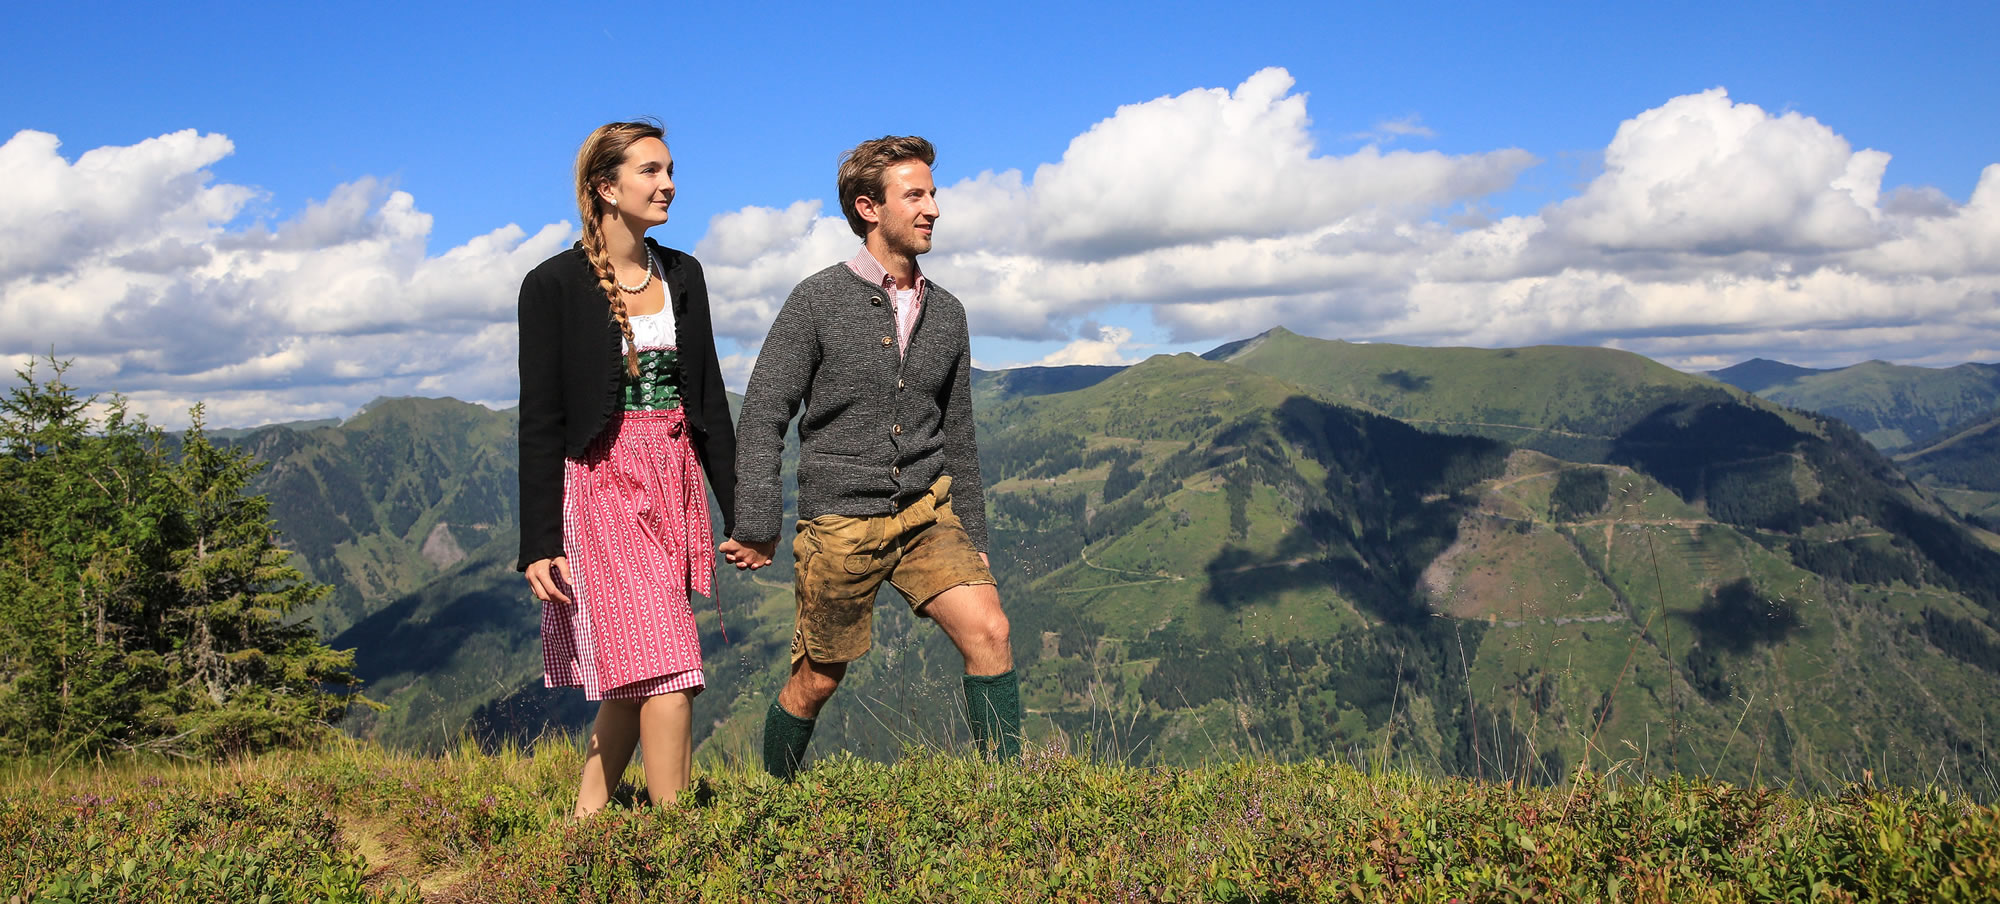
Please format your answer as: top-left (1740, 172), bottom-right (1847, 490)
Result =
top-left (542, 407), bottom-right (714, 701)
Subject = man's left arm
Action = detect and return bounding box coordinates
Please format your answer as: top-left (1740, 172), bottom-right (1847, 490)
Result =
top-left (941, 327), bottom-right (989, 558)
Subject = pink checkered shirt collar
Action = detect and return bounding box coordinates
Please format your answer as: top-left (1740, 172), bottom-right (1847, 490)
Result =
top-left (846, 246), bottom-right (926, 303)
top-left (847, 246), bottom-right (925, 354)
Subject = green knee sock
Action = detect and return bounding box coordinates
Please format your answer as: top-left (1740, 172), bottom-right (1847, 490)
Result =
top-left (763, 699), bottom-right (816, 781)
top-left (963, 669), bottom-right (1023, 762)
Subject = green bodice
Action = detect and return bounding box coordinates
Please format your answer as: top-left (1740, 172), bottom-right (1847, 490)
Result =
top-left (619, 348), bottom-right (682, 411)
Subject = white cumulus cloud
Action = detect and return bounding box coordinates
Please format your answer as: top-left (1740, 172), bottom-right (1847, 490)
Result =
top-left (0, 129), bottom-right (570, 427)
top-left (1546, 88), bottom-right (1889, 254)
top-left (695, 68), bottom-right (1541, 354)
top-left (10, 70), bottom-right (2000, 428)
top-left (1016, 326), bottom-right (1141, 368)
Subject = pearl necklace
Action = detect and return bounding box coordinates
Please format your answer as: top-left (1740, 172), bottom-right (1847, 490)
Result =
top-left (616, 247), bottom-right (659, 293)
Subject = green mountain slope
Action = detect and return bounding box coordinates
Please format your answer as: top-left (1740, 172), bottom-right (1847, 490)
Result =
top-left (1710, 358), bottom-right (2000, 451)
top-left (227, 397), bottom-right (519, 634)
top-left (954, 352), bottom-right (2000, 792)
top-left (1898, 407), bottom-right (2000, 526)
top-left (264, 338), bottom-right (2000, 796)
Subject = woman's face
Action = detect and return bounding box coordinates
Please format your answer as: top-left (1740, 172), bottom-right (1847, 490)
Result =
top-left (601, 137), bottom-right (674, 227)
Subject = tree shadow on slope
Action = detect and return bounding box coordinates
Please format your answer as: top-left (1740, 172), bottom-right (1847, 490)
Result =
top-left (1378, 369), bottom-right (1431, 392)
top-left (1678, 577), bottom-right (1805, 703)
top-left (1608, 398), bottom-right (1811, 511)
top-left (1201, 396), bottom-right (1508, 625)
top-left (1681, 578), bottom-right (1803, 655)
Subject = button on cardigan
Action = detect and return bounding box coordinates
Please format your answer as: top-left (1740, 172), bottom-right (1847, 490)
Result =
top-left (515, 239), bottom-right (738, 571)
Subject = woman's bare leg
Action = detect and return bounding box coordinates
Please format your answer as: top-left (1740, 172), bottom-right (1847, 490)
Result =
top-left (575, 698), bottom-right (642, 817)
top-left (637, 689), bottom-right (695, 805)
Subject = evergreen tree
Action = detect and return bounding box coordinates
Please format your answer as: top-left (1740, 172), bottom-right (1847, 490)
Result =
top-left (155, 406), bottom-right (373, 753)
top-left (0, 357), bottom-right (369, 758)
top-left (0, 358), bottom-right (157, 755)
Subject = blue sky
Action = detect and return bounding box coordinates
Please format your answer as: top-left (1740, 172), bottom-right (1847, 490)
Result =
top-left (4, 1), bottom-right (1998, 426)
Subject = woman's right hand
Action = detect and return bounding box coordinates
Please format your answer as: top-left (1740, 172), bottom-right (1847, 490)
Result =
top-left (525, 556), bottom-right (572, 604)
top-left (719, 538), bottom-right (775, 570)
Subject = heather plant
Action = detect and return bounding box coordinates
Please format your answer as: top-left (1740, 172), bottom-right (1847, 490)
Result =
top-left (6, 738), bottom-right (1993, 902)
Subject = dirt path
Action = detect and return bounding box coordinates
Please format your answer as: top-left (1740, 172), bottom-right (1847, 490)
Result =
top-left (1054, 548), bottom-right (1187, 594)
top-left (1494, 613), bottom-right (1626, 628)
top-left (1402, 419), bottom-right (1612, 440)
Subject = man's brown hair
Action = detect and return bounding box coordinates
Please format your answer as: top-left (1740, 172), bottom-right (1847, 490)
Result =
top-left (836, 136), bottom-right (937, 238)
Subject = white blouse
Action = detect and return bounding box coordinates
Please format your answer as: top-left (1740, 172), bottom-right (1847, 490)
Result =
top-left (621, 281), bottom-right (677, 353)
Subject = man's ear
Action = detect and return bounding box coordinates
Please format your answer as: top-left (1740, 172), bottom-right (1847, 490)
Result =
top-left (854, 194), bottom-right (883, 226)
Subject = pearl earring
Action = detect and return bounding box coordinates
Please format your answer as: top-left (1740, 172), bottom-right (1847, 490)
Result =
top-left (608, 197), bottom-right (618, 207)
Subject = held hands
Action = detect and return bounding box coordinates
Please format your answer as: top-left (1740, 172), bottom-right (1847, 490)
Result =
top-left (524, 556), bottom-right (572, 604)
top-left (719, 538), bottom-right (776, 570)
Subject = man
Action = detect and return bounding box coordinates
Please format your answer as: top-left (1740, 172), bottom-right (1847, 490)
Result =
top-left (727, 136), bottom-right (1021, 778)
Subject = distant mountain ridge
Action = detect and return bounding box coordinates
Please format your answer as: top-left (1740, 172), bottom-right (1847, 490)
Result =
top-left (238, 328), bottom-right (2000, 796)
top-left (1708, 356), bottom-right (2000, 451)
top-left (1706, 358), bottom-right (1833, 394)
top-left (1214, 327), bottom-right (1767, 462)
top-left (970, 364), bottom-right (1123, 407)
top-left (206, 417), bottom-right (340, 442)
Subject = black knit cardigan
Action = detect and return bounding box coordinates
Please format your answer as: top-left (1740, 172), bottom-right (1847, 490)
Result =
top-left (515, 239), bottom-right (738, 571)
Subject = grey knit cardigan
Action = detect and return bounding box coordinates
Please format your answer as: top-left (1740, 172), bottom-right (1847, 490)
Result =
top-left (733, 263), bottom-right (989, 551)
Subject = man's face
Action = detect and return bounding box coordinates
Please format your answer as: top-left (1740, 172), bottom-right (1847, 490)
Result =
top-left (866, 160), bottom-right (939, 258)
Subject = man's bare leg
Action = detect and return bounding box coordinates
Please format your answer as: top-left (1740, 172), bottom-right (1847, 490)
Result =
top-left (765, 654), bottom-right (848, 779)
top-left (925, 583), bottom-right (1022, 759)
top-left (924, 583), bottom-right (1012, 673)
top-left (779, 654), bottom-right (849, 718)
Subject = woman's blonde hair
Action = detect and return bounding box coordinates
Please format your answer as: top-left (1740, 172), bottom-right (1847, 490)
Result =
top-left (575, 120), bottom-right (665, 377)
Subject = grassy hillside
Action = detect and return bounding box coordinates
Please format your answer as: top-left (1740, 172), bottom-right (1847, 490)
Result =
top-left (5, 741), bottom-right (1996, 902)
top-left (1711, 358), bottom-right (2000, 451)
top-left (1707, 356), bottom-right (2000, 523)
top-left (1899, 408), bottom-right (2000, 490)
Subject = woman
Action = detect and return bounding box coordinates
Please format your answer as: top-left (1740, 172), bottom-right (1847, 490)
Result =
top-left (517, 120), bottom-right (759, 815)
